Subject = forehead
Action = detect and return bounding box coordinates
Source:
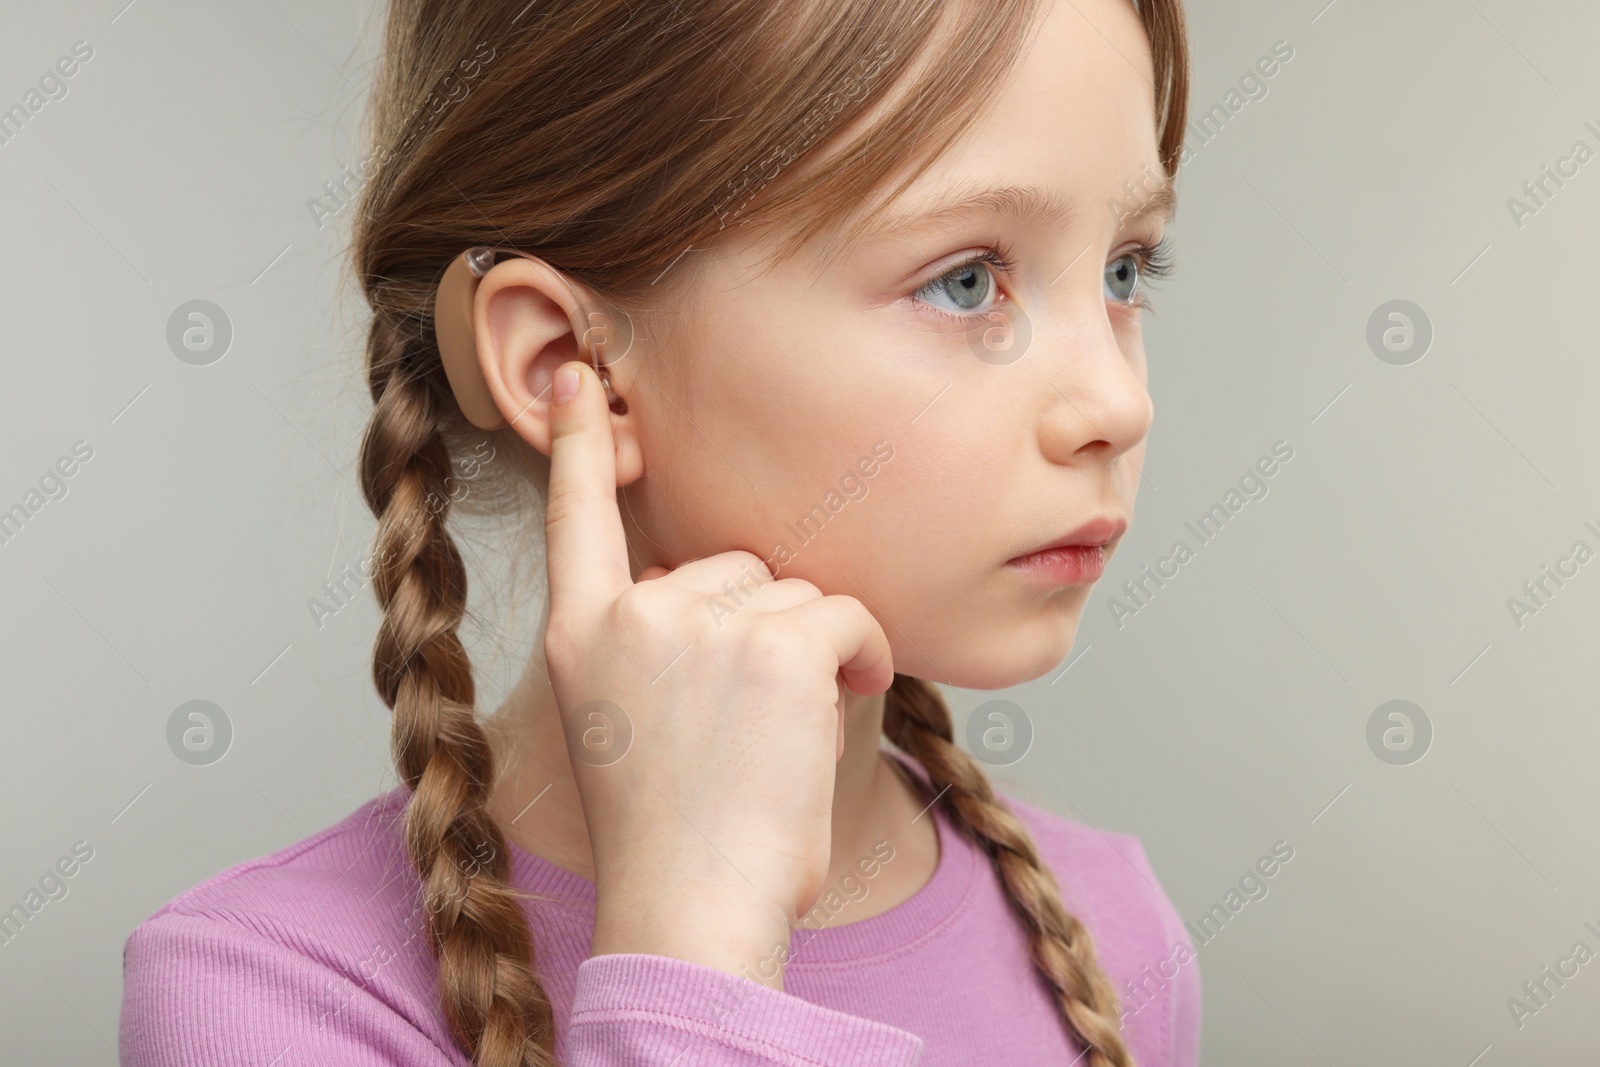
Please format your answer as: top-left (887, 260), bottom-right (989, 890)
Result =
top-left (851, 0), bottom-right (1165, 241)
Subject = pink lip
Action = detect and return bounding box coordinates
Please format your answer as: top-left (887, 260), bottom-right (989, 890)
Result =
top-left (1005, 516), bottom-right (1127, 585)
top-left (1009, 516), bottom-right (1128, 560)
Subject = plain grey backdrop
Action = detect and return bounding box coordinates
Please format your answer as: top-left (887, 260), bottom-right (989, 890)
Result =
top-left (3, 0), bottom-right (1597, 1063)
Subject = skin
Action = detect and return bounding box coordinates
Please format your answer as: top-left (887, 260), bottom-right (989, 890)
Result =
top-left (477, 0), bottom-right (1169, 987)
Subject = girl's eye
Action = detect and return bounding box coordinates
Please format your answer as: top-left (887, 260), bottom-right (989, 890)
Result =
top-left (1105, 238), bottom-right (1174, 309)
top-left (1104, 252), bottom-right (1141, 304)
top-left (912, 246), bottom-right (1014, 319)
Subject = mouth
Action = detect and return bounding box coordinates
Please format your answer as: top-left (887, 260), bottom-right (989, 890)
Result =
top-left (1005, 516), bottom-right (1127, 585)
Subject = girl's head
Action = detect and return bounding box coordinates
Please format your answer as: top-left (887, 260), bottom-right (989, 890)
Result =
top-left (353, 1), bottom-right (1186, 1064)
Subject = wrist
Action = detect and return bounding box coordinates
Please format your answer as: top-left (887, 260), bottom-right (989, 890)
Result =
top-left (591, 884), bottom-right (795, 990)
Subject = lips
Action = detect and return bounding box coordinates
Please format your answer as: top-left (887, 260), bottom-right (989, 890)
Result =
top-left (1009, 516), bottom-right (1128, 561)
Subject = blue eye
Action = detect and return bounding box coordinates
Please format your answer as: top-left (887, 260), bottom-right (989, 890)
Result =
top-left (1105, 238), bottom-right (1175, 308)
top-left (913, 246), bottom-right (1015, 319)
top-left (917, 260), bottom-right (996, 314)
top-left (1104, 253), bottom-right (1140, 304)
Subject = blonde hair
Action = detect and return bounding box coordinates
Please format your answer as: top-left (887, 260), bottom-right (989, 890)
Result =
top-left (349, 1), bottom-right (1190, 1064)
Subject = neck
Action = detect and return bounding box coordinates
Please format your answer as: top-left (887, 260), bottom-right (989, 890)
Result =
top-left (482, 658), bottom-right (910, 892)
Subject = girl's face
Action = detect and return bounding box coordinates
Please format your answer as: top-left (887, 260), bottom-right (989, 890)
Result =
top-left (616, 0), bottom-right (1168, 689)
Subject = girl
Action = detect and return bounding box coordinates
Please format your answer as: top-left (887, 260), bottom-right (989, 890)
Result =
top-left (121, 0), bottom-right (1197, 1064)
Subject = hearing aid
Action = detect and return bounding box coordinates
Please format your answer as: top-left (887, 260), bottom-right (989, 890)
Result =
top-left (432, 246), bottom-right (630, 430)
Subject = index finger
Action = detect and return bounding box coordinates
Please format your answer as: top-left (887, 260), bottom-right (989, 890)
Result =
top-left (544, 359), bottom-right (634, 618)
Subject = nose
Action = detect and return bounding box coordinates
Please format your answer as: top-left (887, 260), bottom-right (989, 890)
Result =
top-left (1034, 311), bottom-right (1153, 467)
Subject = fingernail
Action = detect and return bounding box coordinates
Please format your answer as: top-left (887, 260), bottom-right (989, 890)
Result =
top-left (553, 364), bottom-right (580, 406)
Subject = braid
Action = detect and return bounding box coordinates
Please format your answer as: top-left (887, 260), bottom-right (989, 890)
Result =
top-left (357, 316), bottom-right (557, 1067)
top-left (883, 674), bottom-right (1134, 1067)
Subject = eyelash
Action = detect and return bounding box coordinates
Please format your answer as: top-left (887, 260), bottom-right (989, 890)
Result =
top-left (911, 236), bottom-right (1176, 323)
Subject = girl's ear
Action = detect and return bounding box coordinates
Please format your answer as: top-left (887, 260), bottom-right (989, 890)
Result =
top-left (471, 255), bottom-right (644, 487)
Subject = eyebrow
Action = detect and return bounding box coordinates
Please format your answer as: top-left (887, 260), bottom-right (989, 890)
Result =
top-left (869, 175), bottom-right (1175, 236)
top-left (1120, 177), bottom-right (1177, 227)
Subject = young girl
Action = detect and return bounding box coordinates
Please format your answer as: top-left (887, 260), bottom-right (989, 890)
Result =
top-left (120, 0), bottom-right (1197, 1063)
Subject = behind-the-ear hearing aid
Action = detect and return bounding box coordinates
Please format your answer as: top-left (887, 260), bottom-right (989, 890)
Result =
top-left (433, 246), bottom-right (629, 430)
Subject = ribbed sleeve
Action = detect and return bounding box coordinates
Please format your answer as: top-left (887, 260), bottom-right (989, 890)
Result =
top-left (567, 953), bottom-right (924, 1065)
top-left (119, 909), bottom-right (463, 1066)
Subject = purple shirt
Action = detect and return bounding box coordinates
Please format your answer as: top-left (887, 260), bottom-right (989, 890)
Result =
top-left (120, 750), bottom-right (1199, 1065)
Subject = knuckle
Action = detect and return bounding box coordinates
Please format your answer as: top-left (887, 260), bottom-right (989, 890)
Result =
top-left (774, 576), bottom-right (822, 599)
top-left (612, 583), bottom-right (668, 635)
top-left (742, 619), bottom-right (808, 670)
top-left (722, 550), bottom-right (774, 580)
top-left (823, 592), bottom-right (865, 621)
top-left (541, 489), bottom-right (582, 531)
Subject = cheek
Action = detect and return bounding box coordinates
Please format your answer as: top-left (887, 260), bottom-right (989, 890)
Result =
top-left (768, 428), bottom-right (990, 608)
top-left (630, 325), bottom-right (897, 567)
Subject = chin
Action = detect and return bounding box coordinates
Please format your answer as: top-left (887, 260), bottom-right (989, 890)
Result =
top-left (914, 609), bottom-right (1089, 691)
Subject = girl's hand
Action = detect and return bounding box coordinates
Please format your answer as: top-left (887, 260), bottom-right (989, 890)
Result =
top-left (540, 361), bottom-right (895, 988)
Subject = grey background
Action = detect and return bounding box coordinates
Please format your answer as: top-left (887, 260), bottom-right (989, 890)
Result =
top-left (2, 1), bottom-right (1597, 1063)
